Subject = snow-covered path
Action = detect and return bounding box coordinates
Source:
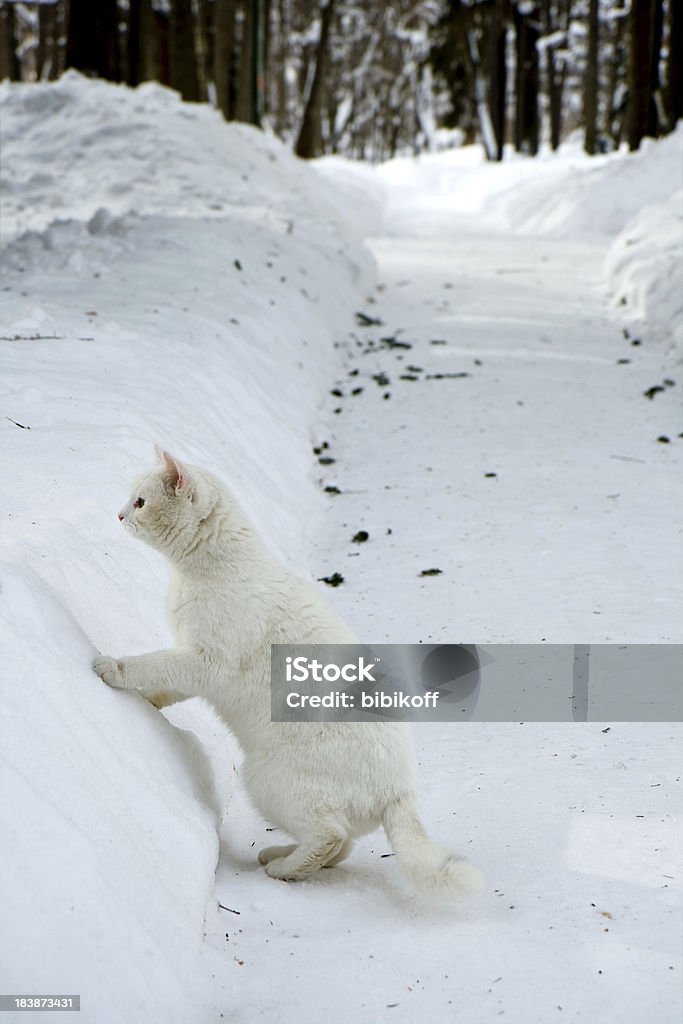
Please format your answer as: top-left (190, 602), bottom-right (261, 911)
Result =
top-left (205, 720), bottom-right (680, 1024)
top-left (1, 77), bottom-right (680, 1024)
top-left (310, 218), bottom-right (682, 644)
top-left (201, 181), bottom-right (682, 1024)
top-left (235, 183), bottom-right (683, 1023)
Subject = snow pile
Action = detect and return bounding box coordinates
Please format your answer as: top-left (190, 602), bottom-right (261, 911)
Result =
top-left (0, 569), bottom-right (224, 1023)
top-left (368, 125), bottom-right (682, 244)
top-left (0, 71), bottom-right (376, 563)
top-left (489, 128), bottom-right (683, 241)
top-left (0, 73), bottom-right (375, 1023)
top-left (605, 187), bottom-right (683, 357)
top-left (0, 69), bottom-right (376, 249)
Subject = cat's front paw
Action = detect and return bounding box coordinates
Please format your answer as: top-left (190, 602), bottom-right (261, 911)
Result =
top-left (93, 655), bottom-right (126, 689)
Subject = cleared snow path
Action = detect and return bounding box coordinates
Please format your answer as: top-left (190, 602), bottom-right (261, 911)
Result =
top-left (204, 175), bottom-right (683, 1024)
top-left (310, 220), bottom-right (682, 644)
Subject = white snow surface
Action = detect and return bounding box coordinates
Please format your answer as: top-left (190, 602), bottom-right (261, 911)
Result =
top-left (1, 75), bottom-right (681, 1024)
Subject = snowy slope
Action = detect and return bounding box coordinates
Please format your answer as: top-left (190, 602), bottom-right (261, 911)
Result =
top-left (0, 74), bottom-right (375, 1023)
top-left (0, 568), bottom-right (223, 1023)
top-left (605, 188), bottom-right (683, 356)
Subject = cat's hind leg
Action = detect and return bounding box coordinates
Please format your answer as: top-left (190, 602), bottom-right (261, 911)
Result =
top-left (257, 844), bottom-right (298, 865)
top-left (322, 839), bottom-right (354, 867)
top-left (259, 838), bottom-right (352, 869)
top-left (264, 830), bottom-right (348, 882)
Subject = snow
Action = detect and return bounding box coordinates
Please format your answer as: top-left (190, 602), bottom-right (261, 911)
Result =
top-left (605, 188), bottom-right (683, 357)
top-left (1, 74), bottom-right (681, 1024)
top-left (0, 569), bottom-right (224, 1023)
top-left (0, 72), bottom-right (373, 1023)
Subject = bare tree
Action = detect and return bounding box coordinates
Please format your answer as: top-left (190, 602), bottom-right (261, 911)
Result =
top-left (10, 0), bottom-right (679, 161)
top-left (542, 0), bottom-right (567, 151)
top-left (295, 0), bottom-right (336, 158)
top-left (627, 0), bottom-right (655, 149)
top-left (234, 2), bottom-right (254, 122)
top-left (0, 2), bottom-right (20, 81)
top-left (169, 0), bottom-right (201, 100)
top-left (665, 0), bottom-right (682, 126)
top-left (646, 0), bottom-right (664, 136)
top-left (583, 0), bottom-right (599, 152)
top-left (603, 0), bottom-right (627, 146)
top-left (66, 0), bottom-right (121, 79)
top-left (215, 0), bottom-right (236, 118)
top-left (514, 2), bottom-right (540, 154)
top-left (36, 0), bottom-right (59, 80)
top-left (489, 0), bottom-right (507, 160)
top-left (128, 0), bottom-right (143, 86)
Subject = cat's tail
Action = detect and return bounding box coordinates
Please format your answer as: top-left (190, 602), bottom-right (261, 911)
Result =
top-left (382, 796), bottom-right (484, 902)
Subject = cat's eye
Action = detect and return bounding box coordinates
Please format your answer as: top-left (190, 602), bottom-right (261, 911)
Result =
top-left (133, 497), bottom-right (145, 509)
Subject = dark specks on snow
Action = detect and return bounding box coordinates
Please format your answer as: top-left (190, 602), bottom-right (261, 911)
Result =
top-left (356, 311), bottom-right (383, 327)
top-left (319, 572), bottom-right (344, 587)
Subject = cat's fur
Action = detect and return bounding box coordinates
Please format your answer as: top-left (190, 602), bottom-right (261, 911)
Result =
top-left (93, 447), bottom-right (483, 900)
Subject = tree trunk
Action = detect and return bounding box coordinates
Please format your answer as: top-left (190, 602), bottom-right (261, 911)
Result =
top-left (235, 1), bottom-right (254, 122)
top-left (36, 1), bottom-right (58, 80)
top-left (584, 0), bottom-right (599, 153)
top-left (665, 0), bottom-right (683, 126)
top-left (514, 4), bottom-right (540, 155)
top-left (259, 0), bottom-right (272, 122)
top-left (0, 3), bottom-right (20, 81)
top-left (275, 0), bottom-right (289, 134)
top-left (128, 0), bottom-right (142, 85)
top-left (146, 4), bottom-right (170, 85)
top-left (603, 0), bottom-right (626, 145)
top-left (253, 0), bottom-right (265, 124)
top-left (465, 28), bottom-right (498, 160)
top-left (295, 0), bottom-right (336, 159)
top-left (195, 0), bottom-right (212, 100)
top-left (169, 0), bottom-right (201, 101)
top-left (215, 0), bottom-right (236, 119)
top-left (128, 0), bottom-right (159, 86)
top-left (546, 42), bottom-right (565, 150)
top-left (627, 0), bottom-right (655, 149)
top-left (646, 0), bottom-right (664, 136)
top-left (489, 0), bottom-right (507, 160)
top-left (66, 0), bottom-right (120, 80)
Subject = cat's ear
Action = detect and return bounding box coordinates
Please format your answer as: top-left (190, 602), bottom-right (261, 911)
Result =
top-left (157, 447), bottom-right (192, 497)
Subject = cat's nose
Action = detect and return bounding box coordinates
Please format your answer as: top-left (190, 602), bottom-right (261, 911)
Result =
top-left (118, 513), bottom-right (125, 521)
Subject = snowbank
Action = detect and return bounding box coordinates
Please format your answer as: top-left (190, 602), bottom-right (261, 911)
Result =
top-left (605, 188), bottom-right (683, 358)
top-left (0, 73), bottom-right (375, 1023)
top-left (0, 569), bottom-right (223, 1023)
top-left (0, 70), bottom-right (372, 250)
top-left (363, 127), bottom-right (682, 244)
top-left (488, 129), bottom-right (683, 241)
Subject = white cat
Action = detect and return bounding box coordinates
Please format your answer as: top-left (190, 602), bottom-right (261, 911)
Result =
top-left (93, 447), bottom-right (484, 900)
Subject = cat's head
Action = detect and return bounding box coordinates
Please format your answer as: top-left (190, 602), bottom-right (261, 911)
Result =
top-left (118, 447), bottom-right (216, 559)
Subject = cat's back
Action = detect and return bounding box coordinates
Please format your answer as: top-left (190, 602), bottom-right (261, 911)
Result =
top-left (263, 568), bottom-right (358, 645)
